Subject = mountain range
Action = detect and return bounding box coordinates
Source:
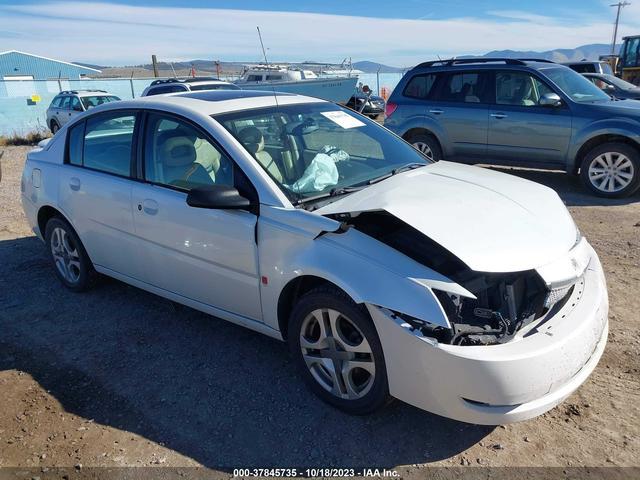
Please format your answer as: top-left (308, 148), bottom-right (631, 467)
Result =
top-left (80, 43), bottom-right (621, 77)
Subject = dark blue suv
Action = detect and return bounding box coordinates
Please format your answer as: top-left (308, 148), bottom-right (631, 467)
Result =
top-left (384, 58), bottom-right (640, 197)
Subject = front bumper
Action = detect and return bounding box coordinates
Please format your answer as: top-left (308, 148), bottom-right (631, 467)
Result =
top-left (367, 243), bottom-right (609, 425)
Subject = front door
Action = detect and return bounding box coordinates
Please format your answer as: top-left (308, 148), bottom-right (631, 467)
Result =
top-left (487, 71), bottom-right (572, 166)
top-left (131, 112), bottom-right (262, 321)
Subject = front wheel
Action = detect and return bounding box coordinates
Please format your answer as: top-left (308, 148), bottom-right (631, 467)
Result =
top-left (580, 142), bottom-right (640, 198)
top-left (406, 132), bottom-right (442, 161)
top-left (288, 286), bottom-right (390, 415)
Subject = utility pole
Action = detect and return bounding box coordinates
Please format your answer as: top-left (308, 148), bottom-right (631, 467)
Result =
top-left (611, 2), bottom-right (631, 54)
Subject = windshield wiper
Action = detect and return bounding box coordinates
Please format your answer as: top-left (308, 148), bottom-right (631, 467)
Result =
top-left (364, 162), bottom-right (427, 186)
top-left (293, 185), bottom-right (365, 207)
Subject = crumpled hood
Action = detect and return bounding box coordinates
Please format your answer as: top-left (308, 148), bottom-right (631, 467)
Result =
top-left (316, 161), bottom-right (577, 273)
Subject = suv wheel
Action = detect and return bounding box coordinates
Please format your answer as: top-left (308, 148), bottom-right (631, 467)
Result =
top-left (45, 217), bottom-right (97, 292)
top-left (50, 121), bottom-right (60, 134)
top-left (406, 132), bottom-right (442, 161)
top-left (580, 142), bottom-right (640, 198)
top-left (288, 286), bottom-right (390, 415)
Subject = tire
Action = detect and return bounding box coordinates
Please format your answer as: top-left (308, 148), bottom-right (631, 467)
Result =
top-left (50, 121), bottom-right (60, 134)
top-left (579, 142), bottom-right (640, 198)
top-left (288, 286), bottom-right (390, 415)
top-left (405, 132), bottom-right (442, 161)
top-left (44, 217), bottom-right (97, 292)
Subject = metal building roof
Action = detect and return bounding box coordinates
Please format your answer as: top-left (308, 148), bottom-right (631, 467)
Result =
top-left (0, 50), bottom-right (101, 80)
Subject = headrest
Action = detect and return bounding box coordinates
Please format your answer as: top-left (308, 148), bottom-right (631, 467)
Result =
top-left (238, 126), bottom-right (264, 154)
top-left (159, 134), bottom-right (196, 167)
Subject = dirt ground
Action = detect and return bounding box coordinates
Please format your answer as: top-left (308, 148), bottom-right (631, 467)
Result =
top-left (0, 145), bottom-right (639, 477)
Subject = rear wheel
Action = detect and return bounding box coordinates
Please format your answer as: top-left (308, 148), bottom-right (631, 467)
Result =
top-left (50, 121), bottom-right (60, 134)
top-left (288, 286), bottom-right (390, 415)
top-left (406, 132), bottom-right (442, 161)
top-left (580, 142), bottom-right (640, 197)
top-left (45, 217), bottom-right (96, 292)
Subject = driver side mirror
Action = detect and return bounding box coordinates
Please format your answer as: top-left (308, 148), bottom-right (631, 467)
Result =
top-left (186, 185), bottom-right (252, 210)
top-left (539, 93), bottom-right (562, 107)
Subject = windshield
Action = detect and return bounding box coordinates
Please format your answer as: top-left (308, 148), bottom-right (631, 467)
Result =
top-left (215, 103), bottom-right (430, 203)
top-left (600, 74), bottom-right (638, 90)
top-left (80, 95), bottom-right (120, 109)
top-left (541, 67), bottom-right (611, 103)
top-left (189, 83), bottom-right (240, 91)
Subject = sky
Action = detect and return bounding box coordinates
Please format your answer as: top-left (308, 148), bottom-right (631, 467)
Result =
top-left (1, 0), bottom-right (640, 67)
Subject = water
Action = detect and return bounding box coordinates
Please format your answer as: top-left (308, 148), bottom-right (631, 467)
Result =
top-left (0, 73), bottom-right (406, 136)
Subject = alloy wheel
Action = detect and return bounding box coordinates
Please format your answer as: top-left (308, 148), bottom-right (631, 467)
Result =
top-left (587, 152), bottom-right (635, 193)
top-left (299, 308), bottom-right (376, 400)
top-left (50, 226), bottom-right (81, 284)
top-left (412, 142), bottom-right (434, 160)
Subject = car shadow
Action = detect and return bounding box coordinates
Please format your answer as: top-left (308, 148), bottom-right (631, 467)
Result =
top-left (0, 236), bottom-right (492, 470)
top-left (481, 165), bottom-right (640, 207)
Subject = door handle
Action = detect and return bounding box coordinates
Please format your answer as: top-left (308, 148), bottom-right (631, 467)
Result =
top-left (141, 199), bottom-right (159, 215)
top-left (429, 109), bottom-right (444, 115)
top-left (69, 177), bottom-right (81, 191)
top-left (490, 113), bottom-right (508, 119)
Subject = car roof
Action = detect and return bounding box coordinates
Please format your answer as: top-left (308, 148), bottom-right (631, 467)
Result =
top-left (408, 58), bottom-right (562, 73)
top-left (57, 90), bottom-right (114, 96)
top-left (90, 89), bottom-right (328, 116)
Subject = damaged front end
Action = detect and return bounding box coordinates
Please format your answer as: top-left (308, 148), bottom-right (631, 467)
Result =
top-left (329, 211), bottom-right (578, 346)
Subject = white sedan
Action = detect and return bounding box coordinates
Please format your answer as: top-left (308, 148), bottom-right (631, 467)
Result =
top-left (21, 89), bottom-right (608, 424)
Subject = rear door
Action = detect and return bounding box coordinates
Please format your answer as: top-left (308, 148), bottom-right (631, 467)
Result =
top-left (58, 111), bottom-right (141, 277)
top-left (57, 96), bottom-right (71, 125)
top-left (130, 112), bottom-right (262, 320)
top-left (487, 70), bottom-right (572, 167)
top-left (426, 71), bottom-right (490, 160)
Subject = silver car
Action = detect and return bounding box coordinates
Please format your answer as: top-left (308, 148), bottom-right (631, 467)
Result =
top-left (21, 90), bottom-right (608, 424)
top-left (46, 90), bottom-right (120, 133)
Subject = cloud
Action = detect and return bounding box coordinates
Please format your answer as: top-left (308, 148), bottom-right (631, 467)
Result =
top-left (1, 1), bottom-right (638, 66)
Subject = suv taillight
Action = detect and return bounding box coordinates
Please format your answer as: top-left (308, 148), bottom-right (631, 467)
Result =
top-left (385, 102), bottom-right (398, 118)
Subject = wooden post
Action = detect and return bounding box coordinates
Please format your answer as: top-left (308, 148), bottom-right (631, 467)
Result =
top-left (130, 70), bottom-right (135, 98)
top-left (151, 55), bottom-right (159, 78)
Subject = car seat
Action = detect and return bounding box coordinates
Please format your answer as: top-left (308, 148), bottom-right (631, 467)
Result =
top-left (158, 132), bottom-right (213, 187)
top-left (238, 126), bottom-right (284, 182)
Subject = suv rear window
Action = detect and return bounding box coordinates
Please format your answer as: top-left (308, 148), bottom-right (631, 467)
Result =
top-left (437, 72), bottom-right (490, 103)
top-left (403, 74), bottom-right (438, 99)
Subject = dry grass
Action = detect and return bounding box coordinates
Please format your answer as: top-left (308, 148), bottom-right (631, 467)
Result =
top-left (0, 129), bottom-right (51, 146)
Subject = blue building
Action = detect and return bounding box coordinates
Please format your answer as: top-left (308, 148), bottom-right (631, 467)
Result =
top-left (0, 50), bottom-right (101, 80)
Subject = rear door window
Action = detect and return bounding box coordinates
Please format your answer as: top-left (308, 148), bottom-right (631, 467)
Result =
top-left (59, 96), bottom-right (71, 109)
top-left (436, 72), bottom-right (491, 103)
top-left (70, 96), bottom-right (83, 112)
top-left (82, 113), bottom-right (136, 176)
top-left (403, 74), bottom-right (438, 99)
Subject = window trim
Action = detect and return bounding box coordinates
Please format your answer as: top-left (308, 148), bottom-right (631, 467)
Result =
top-left (492, 69), bottom-right (569, 109)
top-left (137, 109), bottom-right (259, 204)
top-left (402, 72), bottom-right (440, 100)
top-left (63, 109), bottom-right (141, 180)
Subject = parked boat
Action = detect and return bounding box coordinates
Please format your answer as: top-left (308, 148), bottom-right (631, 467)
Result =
top-left (234, 64), bottom-right (358, 103)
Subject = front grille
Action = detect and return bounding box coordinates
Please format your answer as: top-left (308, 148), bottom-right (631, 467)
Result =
top-left (544, 279), bottom-right (579, 309)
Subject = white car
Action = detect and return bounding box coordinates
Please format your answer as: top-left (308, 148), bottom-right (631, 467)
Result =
top-left (141, 77), bottom-right (240, 96)
top-left (21, 90), bottom-right (608, 425)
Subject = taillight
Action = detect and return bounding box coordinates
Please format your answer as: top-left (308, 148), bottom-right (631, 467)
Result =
top-left (384, 102), bottom-right (398, 118)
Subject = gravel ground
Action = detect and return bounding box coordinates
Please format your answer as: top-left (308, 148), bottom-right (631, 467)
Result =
top-left (0, 145), bottom-right (639, 477)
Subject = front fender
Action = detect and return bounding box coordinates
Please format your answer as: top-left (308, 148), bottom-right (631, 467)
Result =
top-left (257, 206), bottom-right (469, 333)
